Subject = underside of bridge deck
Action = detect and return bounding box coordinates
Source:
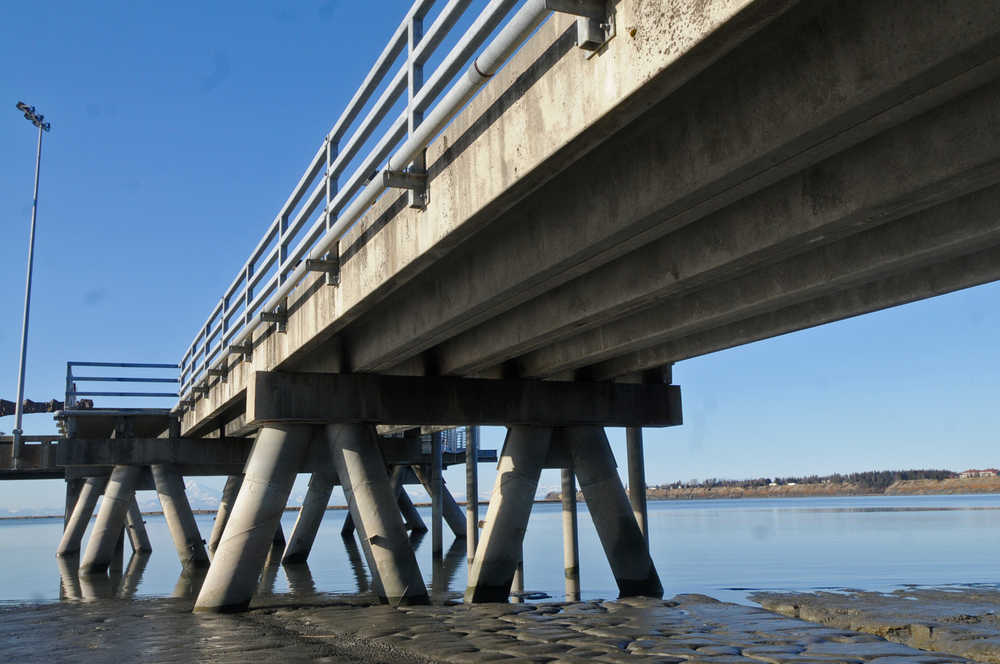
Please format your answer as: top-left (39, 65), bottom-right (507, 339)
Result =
top-left (163, 0), bottom-right (1000, 613)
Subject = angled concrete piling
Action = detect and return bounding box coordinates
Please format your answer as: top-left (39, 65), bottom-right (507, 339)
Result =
top-left (194, 424), bottom-right (311, 612)
top-left (283, 470), bottom-right (335, 564)
top-left (208, 474), bottom-right (243, 555)
top-left (58, 476), bottom-right (107, 557)
top-left (465, 426), bottom-right (552, 603)
top-left (569, 426), bottom-right (662, 598)
top-left (64, 478), bottom-right (84, 531)
top-left (626, 426), bottom-right (649, 544)
top-left (80, 465), bottom-right (141, 575)
top-left (392, 467), bottom-right (427, 533)
top-left (413, 464), bottom-right (466, 539)
top-left (328, 422), bottom-right (428, 606)
top-left (152, 463), bottom-right (209, 568)
top-left (125, 496), bottom-right (152, 554)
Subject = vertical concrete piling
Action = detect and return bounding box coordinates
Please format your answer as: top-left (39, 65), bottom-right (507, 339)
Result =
top-left (626, 426), bottom-right (649, 545)
top-left (569, 426), bottom-right (662, 598)
top-left (283, 470), bottom-right (335, 564)
top-left (194, 424), bottom-right (312, 612)
top-left (80, 465), bottom-right (141, 575)
top-left (152, 463), bottom-right (209, 568)
top-left (465, 426), bottom-right (552, 603)
top-left (125, 496), bottom-right (152, 554)
top-left (431, 431), bottom-right (444, 559)
top-left (561, 466), bottom-right (581, 601)
top-left (58, 476), bottom-right (107, 557)
top-left (327, 422), bottom-right (428, 606)
top-left (466, 425), bottom-right (479, 565)
top-left (209, 474), bottom-right (243, 555)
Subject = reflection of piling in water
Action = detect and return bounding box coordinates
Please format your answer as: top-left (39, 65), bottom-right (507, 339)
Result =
top-left (173, 568), bottom-right (209, 599)
top-left (432, 538), bottom-right (466, 602)
top-left (256, 559), bottom-right (279, 597)
top-left (117, 553), bottom-right (150, 599)
top-left (284, 562), bottom-right (317, 596)
top-left (57, 555), bottom-right (82, 601)
top-left (342, 534), bottom-right (370, 594)
top-left (79, 569), bottom-right (116, 601)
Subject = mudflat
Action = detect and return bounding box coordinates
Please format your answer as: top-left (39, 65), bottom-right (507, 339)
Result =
top-left (0, 593), bottom-right (979, 663)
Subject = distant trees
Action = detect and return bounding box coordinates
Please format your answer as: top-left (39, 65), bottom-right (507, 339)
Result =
top-left (653, 469), bottom-right (957, 493)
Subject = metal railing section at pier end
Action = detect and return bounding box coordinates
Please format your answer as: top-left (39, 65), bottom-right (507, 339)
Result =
top-left (66, 361), bottom-right (179, 410)
top-left (177, 0), bottom-right (611, 405)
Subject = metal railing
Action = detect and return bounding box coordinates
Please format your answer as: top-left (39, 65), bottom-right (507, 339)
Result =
top-left (177, 0), bottom-right (601, 403)
top-left (66, 361), bottom-right (179, 409)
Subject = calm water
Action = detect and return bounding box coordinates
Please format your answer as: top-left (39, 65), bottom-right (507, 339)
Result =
top-left (2, 494), bottom-right (999, 605)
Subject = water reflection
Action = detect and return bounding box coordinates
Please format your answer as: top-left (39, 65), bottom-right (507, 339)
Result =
top-left (284, 563), bottom-right (317, 595)
top-left (57, 556), bottom-right (82, 601)
top-left (119, 553), bottom-right (150, 598)
top-left (58, 552), bottom-right (152, 601)
top-left (172, 568), bottom-right (208, 598)
top-left (342, 533), bottom-right (370, 593)
top-left (430, 538), bottom-right (466, 601)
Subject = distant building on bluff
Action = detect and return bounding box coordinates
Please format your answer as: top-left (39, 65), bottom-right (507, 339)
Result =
top-left (959, 469), bottom-right (1000, 479)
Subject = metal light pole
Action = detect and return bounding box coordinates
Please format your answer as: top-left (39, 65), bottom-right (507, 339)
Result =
top-left (11, 102), bottom-right (51, 470)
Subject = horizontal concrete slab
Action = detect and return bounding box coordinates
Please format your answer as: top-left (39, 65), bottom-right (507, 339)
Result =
top-left (246, 372), bottom-right (682, 427)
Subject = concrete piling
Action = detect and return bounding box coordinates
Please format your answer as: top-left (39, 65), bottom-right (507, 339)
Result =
top-left (396, 485), bottom-right (427, 533)
top-left (64, 478), bottom-right (84, 531)
top-left (626, 426), bottom-right (649, 545)
top-left (58, 476), bottom-right (107, 557)
top-left (264, 522), bottom-right (286, 567)
top-left (465, 426), bottom-right (552, 603)
top-left (569, 426), bottom-right (662, 598)
top-left (431, 431), bottom-right (443, 559)
top-left (511, 549), bottom-right (524, 603)
top-left (283, 470), bottom-right (335, 564)
top-left (152, 463), bottom-right (209, 569)
top-left (194, 424), bottom-right (311, 612)
top-left (80, 465), bottom-right (141, 575)
top-left (327, 422), bottom-right (428, 606)
top-left (125, 496), bottom-right (152, 554)
top-left (208, 474), bottom-right (243, 555)
top-left (466, 425), bottom-right (479, 565)
top-left (413, 464), bottom-right (466, 539)
top-left (561, 466), bottom-right (581, 601)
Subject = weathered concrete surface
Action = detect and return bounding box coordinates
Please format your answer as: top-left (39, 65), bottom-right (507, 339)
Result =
top-left (755, 587), bottom-right (1000, 664)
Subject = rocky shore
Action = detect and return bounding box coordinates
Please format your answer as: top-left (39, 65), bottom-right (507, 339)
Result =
top-left (0, 592), bottom-right (983, 663)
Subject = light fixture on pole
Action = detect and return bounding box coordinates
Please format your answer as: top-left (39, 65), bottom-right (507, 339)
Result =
top-left (11, 102), bottom-right (51, 470)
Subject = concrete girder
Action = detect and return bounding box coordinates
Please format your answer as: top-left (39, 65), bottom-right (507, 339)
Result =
top-left (327, 423), bottom-right (428, 605)
top-left (246, 372), bottom-right (681, 427)
top-left (194, 424), bottom-right (311, 612)
top-left (589, 244), bottom-right (1000, 380)
top-left (465, 426), bottom-right (552, 603)
top-left (518, 180), bottom-right (1000, 378)
top-left (340, 0), bottom-right (1000, 376)
top-left (433, 78), bottom-right (1000, 376)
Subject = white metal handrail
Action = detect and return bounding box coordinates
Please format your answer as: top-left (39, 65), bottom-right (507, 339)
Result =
top-left (178, 0), bottom-right (597, 403)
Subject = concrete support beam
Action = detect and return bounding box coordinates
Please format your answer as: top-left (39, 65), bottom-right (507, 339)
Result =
top-left (590, 243), bottom-right (1000, 379)
top-left (80, 465), bottom-right (141, 575)
top-left (283, 470), bottom-right (335, 564)
top-left (209, 475), bottom-right (243, 555)
top-left (567, 427), bottom-right (662, 598)
top-left (152, 463), bottom-right (210, 569)
top-left (58, 476), bottom-right (107, 557)
top-left (561, 466), bottom-right (580, 601)
top-left (194, 424), bottom-right (311, 612)
top-left (412, 464), bottom-right (466, 539)
top-left (247, 372), bottom-right (681, 427)
top-left (465, 427), bottom-right (552, 603)
top-left (327, 423), bottom-right (428, 605)
top-left (125, 496), bottom-right (152, 554)
top-left (626, 427), bottom-right (649, 544)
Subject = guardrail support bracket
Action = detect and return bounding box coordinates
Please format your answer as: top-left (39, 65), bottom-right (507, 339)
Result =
top-left (305, 246), bottom-right (340, 287)
top-left (545, 0), bottom-right (612, 51)
top-left (383, 168), bottom-right (428, 210)
top-left (260, 300), bottom-right (288, 333)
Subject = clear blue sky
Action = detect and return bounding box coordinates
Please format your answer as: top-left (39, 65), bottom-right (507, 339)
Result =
top-left (2, 1), bottom-right (999, 510)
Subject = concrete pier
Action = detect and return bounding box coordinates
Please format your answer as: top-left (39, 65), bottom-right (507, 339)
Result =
top-left (412, 464), bottom-right (465, 539)
top-left (282, 470), bottom-right (335, 564)
top-left (626, 426), bottom-right (649, 544)
top-left (152, 463), bottom-right (209, 568)
top-left (264, 523), bottom-right (285, 568)
top-left (208, 474), bottom-right (242, 555)
top-left (64, 478), bottom-right (84, 530)
top-left (125, 496), bottom-right (152, 554)
top-left (465, 426), bottom-right (552, 603)
top-left (396, 485), bottom-right (426, 534)
top-left (431, 432), bottom-right (443, 559)
top-left (569, 426), bottom-right (662, 598)
top-left (80, 465), bottom-right (141, 575)
top-left (561, 466), bottom-right (581, 601)
top-left (194, 424), bottom-right (311, 612)
top-left (327, 423), bottom-right (428, 606)
top-left (57, 476), bottom-right (107, 557)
